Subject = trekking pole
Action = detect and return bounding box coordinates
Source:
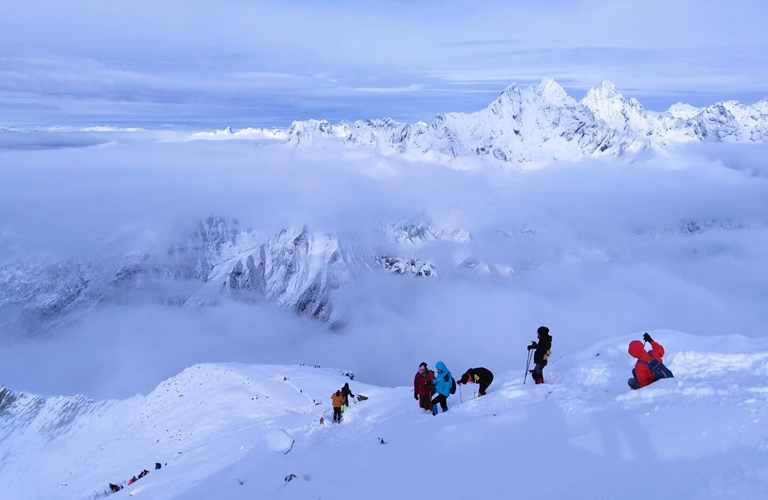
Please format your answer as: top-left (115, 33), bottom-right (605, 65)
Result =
top-left (523, 349), bottom-right (533, 385)
top-left (459, 384), bottom-right (463, 403)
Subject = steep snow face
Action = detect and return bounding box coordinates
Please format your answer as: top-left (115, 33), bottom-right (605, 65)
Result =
top-left (187, 227), bottom-right (351, 322)
top-left (3, 330), bottom-right (768, 500)
top-left (581, 81), bottom-right (653, 137)
top-left (424, 78), bottom-right (618, 165)
top-left (193, 79), bottom-right (768, 166)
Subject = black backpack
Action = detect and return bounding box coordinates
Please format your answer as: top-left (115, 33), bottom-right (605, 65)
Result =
top-left (449, 376), bottom-right (456, 395)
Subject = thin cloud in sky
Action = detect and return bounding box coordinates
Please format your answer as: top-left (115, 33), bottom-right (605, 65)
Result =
top-left (0, 0), bottom-right (766, 127)
top-left (352, 84), bottom-right (425, 93)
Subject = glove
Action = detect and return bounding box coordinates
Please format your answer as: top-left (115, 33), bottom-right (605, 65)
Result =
top-left (527, 341), bottom-right (538, 351)
top-left (643, 332), bottom-right (653, 343)
top-left (414, 394), bottom-right (418, 400)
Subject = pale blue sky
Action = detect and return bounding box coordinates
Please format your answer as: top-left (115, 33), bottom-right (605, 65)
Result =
top-left (2, 0), bottom-right (767, 128)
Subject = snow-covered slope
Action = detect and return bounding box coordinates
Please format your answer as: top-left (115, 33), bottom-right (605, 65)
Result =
top-left (3, 330), bottom-right (767, 500)
top-left (193, 79), bottom-right (768, 166)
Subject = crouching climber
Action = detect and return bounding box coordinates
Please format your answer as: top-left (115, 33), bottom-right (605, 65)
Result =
top-left (414, 362), bottom-right (435, 412)
top-left (431, 361), bottom-right (454, 415)
top-left (109, 483), bottom-right (122, 493)
top-left (458, 367), bottom-right (494, 396)
top-left (332, 390), bottom-right (345, 422)
top-left (528, 326), bottom-right (552, 384)
top-left (628, 333), bottom-right (674, 390)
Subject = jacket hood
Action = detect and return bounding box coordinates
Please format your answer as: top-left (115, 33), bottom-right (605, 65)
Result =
top-left (628, 340), bottom-right (646, 359)
top-left (435, 361), bottom-right (450, 374)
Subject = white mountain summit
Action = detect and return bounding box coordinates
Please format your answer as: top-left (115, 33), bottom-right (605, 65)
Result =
top-left (196, 79), bottom-right (768, 166)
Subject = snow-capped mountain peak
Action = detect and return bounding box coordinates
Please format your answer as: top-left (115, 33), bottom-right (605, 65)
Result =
top-left (533, 77), bottom-right (573, 107)
top-left (580, 80), bottom-right (652, 135)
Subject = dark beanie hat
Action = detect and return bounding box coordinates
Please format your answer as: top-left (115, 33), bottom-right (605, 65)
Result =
top-left (537, 326), bottom-right (550, 336)
top-left (419, 362), bottom-right (428, 368)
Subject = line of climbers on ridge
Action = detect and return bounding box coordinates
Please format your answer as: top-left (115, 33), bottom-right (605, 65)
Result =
top-left (413, 327), bottom-right (673, 415)
top-left (414, 361), bottom-right (495, 415)
top-left (104, 463), bottom-right (164, 496)
top-left (326, 327), bottom-right (672, 421)
top-left (330, 382), bottom-right (368, 423)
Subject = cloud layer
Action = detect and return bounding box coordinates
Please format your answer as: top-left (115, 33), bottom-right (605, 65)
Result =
top-left (1, 136), bottom-right (766, 399)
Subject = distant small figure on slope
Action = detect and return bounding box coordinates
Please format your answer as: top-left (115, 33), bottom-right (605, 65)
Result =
top-left (331, 390), bottom-right (345, 422)
top-left (458, 367), bottom-right (494, 396)
top-left (528, 326), bottom-right (553, 384)
top-left (430, 361), bottom-right (454, 415)
top-left (627, 333), bottom-right (674, 390)
top-left (414, 362), bottom-right (435, 412)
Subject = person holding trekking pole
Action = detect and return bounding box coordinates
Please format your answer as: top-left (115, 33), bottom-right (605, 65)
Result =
top-left (527, 326), bottom-right (552, 385)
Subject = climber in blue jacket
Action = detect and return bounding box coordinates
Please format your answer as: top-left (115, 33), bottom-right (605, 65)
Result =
top-left (431, 361), bottom-right (454, 415)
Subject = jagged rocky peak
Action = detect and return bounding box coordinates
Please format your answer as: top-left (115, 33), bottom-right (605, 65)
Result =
top-left (665, 102), bottom-right (702, 120)
top-left (752, 97), bottom-right (768, 114)
top-left (488, 83), bottom-right (522, 116)
top-left (197, 217), bottom-right (240, 248)
top-left (582, 80), bottom-right (623, 104)
top-left (0, 386), bottom-right (97, 441)
top-left (385, 220), bottom-right (471, 246)
top-left (533, 77), bottom-right (572, 107)
top-left (489, 78), bottom-right (571, 115)
top-left (580, 80), bottom-right (653, 134)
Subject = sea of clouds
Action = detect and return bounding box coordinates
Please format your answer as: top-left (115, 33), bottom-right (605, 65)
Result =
top-left (1, 132), bottom-right (766, 399)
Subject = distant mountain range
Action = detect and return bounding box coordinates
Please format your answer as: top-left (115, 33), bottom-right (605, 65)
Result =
top-left (195, 79), bottom-right (768, 166)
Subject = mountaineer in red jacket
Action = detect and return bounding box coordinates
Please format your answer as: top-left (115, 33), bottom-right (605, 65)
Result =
top-left (414, 362), bottom-right (435, 412)
top-left (628, 333), bottom-right (673, 389)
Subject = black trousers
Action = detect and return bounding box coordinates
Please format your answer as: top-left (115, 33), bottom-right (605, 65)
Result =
top-left (478, 374), bottom-right (494, 396)
top-left (431, 394), bottom-right (448, 412)
top-left (531, 362), bottom-right (546, 383)
top-left (333, 407), bottom-right (342, 422)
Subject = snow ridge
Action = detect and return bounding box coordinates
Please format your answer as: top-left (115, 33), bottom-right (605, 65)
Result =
top-left (3, 331), bottom-right (768, 500)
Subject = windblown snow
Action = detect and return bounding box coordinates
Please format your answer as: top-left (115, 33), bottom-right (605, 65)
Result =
top-left (2, 330), bottom-right (767, 500)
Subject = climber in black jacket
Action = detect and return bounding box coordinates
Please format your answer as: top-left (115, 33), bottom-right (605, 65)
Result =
top-left (527, 326), bottom-right (552, 384)
top-left (457, 367), bottom-right (494, 396)
top-left (341, 382), bottom-right (355, 407)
